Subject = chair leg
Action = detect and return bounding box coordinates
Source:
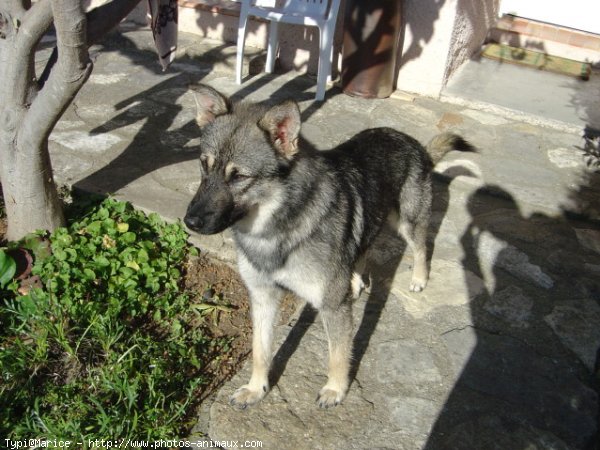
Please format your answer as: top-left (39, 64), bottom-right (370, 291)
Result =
top-left (236, 11), bottom-right (250, 84)
top-left (266, 21), bottom-right (279, 74)
top-left (316, 25), bottom-right (334, 101)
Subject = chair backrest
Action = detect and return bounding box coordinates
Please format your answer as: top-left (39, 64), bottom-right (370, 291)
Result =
top-left (271, 0), bottom-right (330, 17)
top-left (251, 0), bottom-right (339, 21)
top-left (253, 0), bottom-right (277, 7)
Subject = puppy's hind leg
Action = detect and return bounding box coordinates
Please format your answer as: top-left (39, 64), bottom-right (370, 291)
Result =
top-left (391, 183), bottom-right (432, 292)
top-left (317, 299), bottom-right (353, 408)
top-left (398, 217), bottom-right (429, 292)
top-left (394, 174), bottom-right (432, 292)
top-left (230, 284), bottom-right (282, 409)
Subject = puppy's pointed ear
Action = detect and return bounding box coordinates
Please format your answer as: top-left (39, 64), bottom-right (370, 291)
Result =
top-left (258, 100), bottom-right (301, 159)
top-left (189, 84), bottom-right (230, 127)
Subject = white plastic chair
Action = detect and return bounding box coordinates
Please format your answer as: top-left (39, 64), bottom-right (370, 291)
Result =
top-left (235, 0), bottom-right (342, 101)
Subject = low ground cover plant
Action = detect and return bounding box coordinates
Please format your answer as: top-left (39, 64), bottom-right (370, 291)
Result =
top-left (0, 197), bottom-right (232, 442)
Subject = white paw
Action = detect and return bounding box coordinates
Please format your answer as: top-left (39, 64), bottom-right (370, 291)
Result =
top-left (409, 278), bottom-right (427, 292)
top-left (229, 384), bottom-right (267, 410)
top-left (316, 386), bottom-right (346, 409)
top-left (351, 272), bottom-right (366, 299)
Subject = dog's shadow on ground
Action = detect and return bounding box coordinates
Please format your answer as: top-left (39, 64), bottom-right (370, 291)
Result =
top-left (349, 172), bottom-right (455, 383)
top-left (269, 305), bottom-right (318, 390)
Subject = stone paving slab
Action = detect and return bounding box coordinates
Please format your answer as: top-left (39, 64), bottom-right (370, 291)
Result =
top-left (47, 25), bottom-right (600, 449)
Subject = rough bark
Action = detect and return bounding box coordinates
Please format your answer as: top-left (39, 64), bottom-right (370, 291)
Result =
top-left (0, 0), bottom-right (142, 241)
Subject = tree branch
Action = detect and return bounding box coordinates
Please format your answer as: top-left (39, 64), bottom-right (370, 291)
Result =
top-left (51, 0), bottom-right (90, 81)
top-left (7, 0), bottom-right (53, 105)
top-left (19, 0), bottom-right (92, 150)
top-left (16, 1), bottom-right (54, 64)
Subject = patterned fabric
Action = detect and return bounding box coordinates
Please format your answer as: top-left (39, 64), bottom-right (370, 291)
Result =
top-left (147, 0), bottom-right (178, 70)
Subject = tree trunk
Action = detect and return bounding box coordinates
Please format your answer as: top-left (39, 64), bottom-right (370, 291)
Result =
top-left (0, 0), bottom-right (64, 241)
top-left (0, 0), bottom-right (142, 241)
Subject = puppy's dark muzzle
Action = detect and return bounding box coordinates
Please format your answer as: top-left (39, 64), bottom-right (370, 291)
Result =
top-left (183, 213), bottom-right (204, 233)
top-left (185, 175), bottom-right (239, 235)
top-left (184, 185), bottom-right (239, 235)
top-left (184, 206), bottom-right (230, 235)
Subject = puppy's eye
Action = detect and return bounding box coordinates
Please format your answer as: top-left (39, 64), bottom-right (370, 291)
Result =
top-left (228, 168), bottom-right (250, 183)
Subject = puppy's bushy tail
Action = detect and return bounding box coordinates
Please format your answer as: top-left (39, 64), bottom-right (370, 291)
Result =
top-left (426, 133), bottom-right (475, 165)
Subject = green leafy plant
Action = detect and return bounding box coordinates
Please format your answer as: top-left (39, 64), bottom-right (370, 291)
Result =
top-left (0, 249), bottom-right (16, 288)
top-left (0, 198), bottom-right (230, 442)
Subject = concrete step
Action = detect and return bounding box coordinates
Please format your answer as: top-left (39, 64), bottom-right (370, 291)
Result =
top-left (487, 14), bottom-right (600, 66)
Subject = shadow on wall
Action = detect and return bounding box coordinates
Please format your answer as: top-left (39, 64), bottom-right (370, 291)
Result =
top-left (181, 0), bottom-right (457, 89)
top-left (475, 11), bottom-right (553, 66)
top-left (443, 0), bottom-right (499, 80)
top-left (397, 0), bottom-right (447, 74)
top-left (184, 0), bottom-right (337, 76)
top-left (341, 0), bottom-right (498, 95)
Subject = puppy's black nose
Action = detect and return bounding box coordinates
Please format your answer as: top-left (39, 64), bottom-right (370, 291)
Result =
top-left (184, 215), bottom-right (202, 231)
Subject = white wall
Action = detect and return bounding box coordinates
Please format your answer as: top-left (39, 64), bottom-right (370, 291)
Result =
top-left (396, 0), bottom-right (499, 97)
top-left (500, 0), bottom-right (600, 34)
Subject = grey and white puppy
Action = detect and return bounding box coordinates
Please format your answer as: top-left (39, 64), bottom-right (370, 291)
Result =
top-left (184, 84), bottom-right (473, 409)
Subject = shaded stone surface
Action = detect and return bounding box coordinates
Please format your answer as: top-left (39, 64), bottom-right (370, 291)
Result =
top-left (440, 415), bottom-right (573, 450)
top-left (442, 327), bottom-right (597, 447)
top-left (483, 285), bottom-right (533, 328)
top-left (545, 297), bottom-right (600, 371)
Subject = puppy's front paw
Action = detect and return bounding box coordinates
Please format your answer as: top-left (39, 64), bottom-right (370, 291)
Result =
top-left (229, 384), bottom-right (267, 410)
top-left (409, 281), bottom-right (426, 292)
top-left (316, 387), bottom-right (345, 409)
top-left (409, 276), bottom-right (427, 292)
